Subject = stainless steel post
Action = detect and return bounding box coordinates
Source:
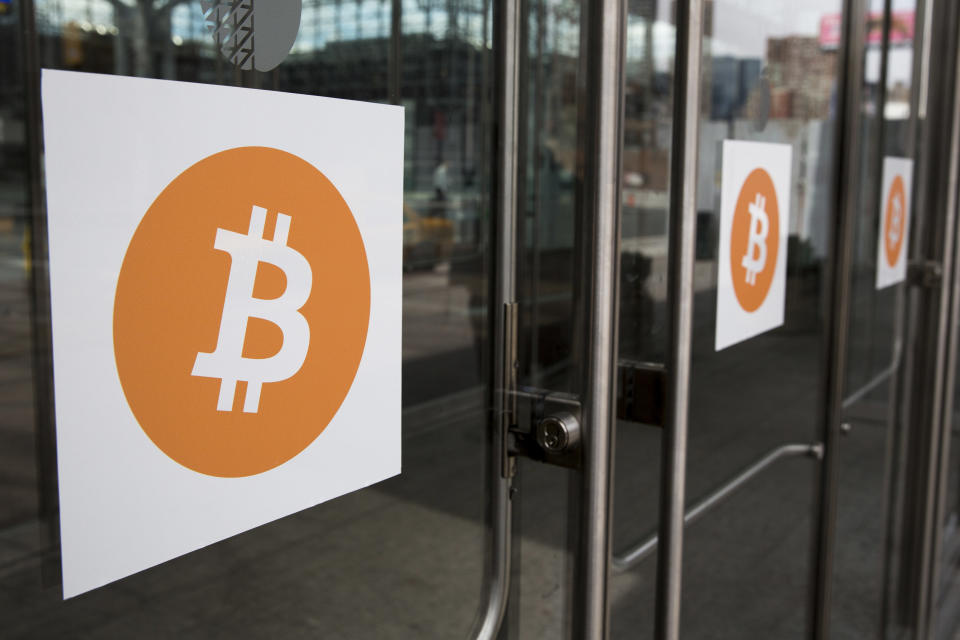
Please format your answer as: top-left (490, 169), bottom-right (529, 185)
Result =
top-left (470, 0), bottom-right (521, 638)
top-left (572, 0), bottom-right (627, 635)
top-left (654, 1), bottom-right (703, 638)
top-left (919, 4), bottom-right (960, 634)
top-left (811, 0), bottom-right (868, 636)
top-left (19, 0), bottom-right (61, 585)
top-left (885, 0), bottom-right (960, 635)
top-left (389, 0), bottom-right (401, 104)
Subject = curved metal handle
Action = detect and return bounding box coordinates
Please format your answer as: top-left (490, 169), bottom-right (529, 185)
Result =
top-left (469, 473), bottom-right (512, 640)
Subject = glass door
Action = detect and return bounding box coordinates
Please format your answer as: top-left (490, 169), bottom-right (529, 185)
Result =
top-left (3, 0), bottom-right (955, 639)
top-left (0, 0), bottom-right (632, 638)
top-left (2, 0), bottom-right (504, 637)
top-left (605, 1), bottom-right (946, 639)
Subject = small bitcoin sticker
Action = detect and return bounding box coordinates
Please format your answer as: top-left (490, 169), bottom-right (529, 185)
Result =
top-left (729, 168), bottom-right (780, 313)
top-left (884, 175), bottom-right (906, 267)
top-left (114, 146), bottom-right (370, 477)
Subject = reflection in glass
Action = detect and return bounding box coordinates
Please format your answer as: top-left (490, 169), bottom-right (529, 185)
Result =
top-left (834, 2), bottom-right (918, 638)
top-left (613, 2), bottom-right (843, 637)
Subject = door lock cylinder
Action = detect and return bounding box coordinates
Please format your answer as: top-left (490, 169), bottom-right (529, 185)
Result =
top-left (536, 411), bottom-right (581, 454)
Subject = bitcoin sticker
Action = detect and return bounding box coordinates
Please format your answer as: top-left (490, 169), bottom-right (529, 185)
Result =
top-left (114, 146), bottom-right (370, 477)
top-left (729, 168), bottom-right (780, 313)
top-left (884, 175), bottom-right (906, 267)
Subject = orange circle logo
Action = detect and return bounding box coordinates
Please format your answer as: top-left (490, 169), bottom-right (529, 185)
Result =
top-left (114, 147), bottom-right (370, 477)
top-left (730, 168), bottom-right (780, 313)
top-left (884, 175), bottom-right (906, 267)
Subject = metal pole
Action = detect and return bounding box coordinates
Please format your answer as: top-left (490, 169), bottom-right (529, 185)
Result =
top-left (920, 4), bottom-right (960, 633)
top-left (389, 0), bottom-right (401, 105)
top-left (882, 0), bottom-right (933, 631)
top-left (889, 1), bottom-right (960, 635)
top-left (811, 0), bottom-right (868, 635)
top-left (654, 1), bottom-right (703, 638)
top-left (876, 0), bottom-right (918, 630)
top-left (19, 0), bottom-right (61, 586)
top-left (469, 0), bottom-right (521, 638)
top-left (572, 0), bottom-right (627, 635)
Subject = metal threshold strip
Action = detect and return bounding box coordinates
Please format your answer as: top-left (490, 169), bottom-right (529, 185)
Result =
top-left (613, 442), bottom-right (824, 572)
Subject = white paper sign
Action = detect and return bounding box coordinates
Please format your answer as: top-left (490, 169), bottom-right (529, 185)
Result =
top-left (876, 156), bottom-right (913, 289)
top-left (41, 70), bottom-right (403, 598)
top-left (715, 140), bottom-right (792, 351)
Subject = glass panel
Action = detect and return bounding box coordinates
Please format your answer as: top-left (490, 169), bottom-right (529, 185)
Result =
top-left (514, 0), bottom-right (580, 635)
top-left (613, 0), bottom-right (844, 637)
top-left (834, 1), bottom-right (919, 638)
top-left (611, 1), bottom-right (675, 637)
top-left (0, 1), bottom-right (496, 636)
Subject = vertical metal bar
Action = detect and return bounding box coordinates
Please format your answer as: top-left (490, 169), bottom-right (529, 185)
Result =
top-left (889, 0), bottom-right (960, 634)
top-left (879, 0), bottom-right (924, 631)
top-left (470, 0), bottom-right (521, 638)
top-left (572, 0), bottom-right (627, 636)
top-left (389, 0), bottom-right (402, 105)
top-left (811, 0), bottom-right (869, 636)
top-left (927, 36), bottom-right (960, 628)
top-left (875, 0), bottom-right (893, 209)
top-left (886, 0), bottom-right (942, 631)
top-left (870, 0), bottom-right (894, 599)
top-left (653, 1), bottom-right (703, 638)
top-left (20, 0), bottom-right (60, 585)
top-left (919, 5), bottom-right (960, 634)
top-left (501, 302), bottom-right (518, 479)
top-left (529, 0), bottom-right (545, 383)
top-left (918, 0), bottom-right (935, 120)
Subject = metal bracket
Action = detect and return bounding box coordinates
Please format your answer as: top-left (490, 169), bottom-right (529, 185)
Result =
top-left (500, 357), bottom-right (665, 471)
top-left (617, 359), bottom-right (666, 427)
top-left (908, 259), bottom-right (943, 288)
top-left (500, 317), bottom-right (665, 471)
top-left (507, 387), bottom-right (583, 470)
top-left (499, 301), bottom-right (583, 471)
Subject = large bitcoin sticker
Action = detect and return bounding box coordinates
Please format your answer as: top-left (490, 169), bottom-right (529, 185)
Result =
top-left (729, 168), bottom-right (780, 313)
top-left (114, 147), bottom-right (370, 477)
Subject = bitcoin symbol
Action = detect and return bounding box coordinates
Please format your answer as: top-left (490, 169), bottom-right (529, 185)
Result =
top-left (191, 205), bottom-right (313, 413)
top-left (741, 193), bottom-right (769, 285)
top-left (730, 167), bottom-right (779, 313)
top-left (888, 193), bottom-right (903, 246)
